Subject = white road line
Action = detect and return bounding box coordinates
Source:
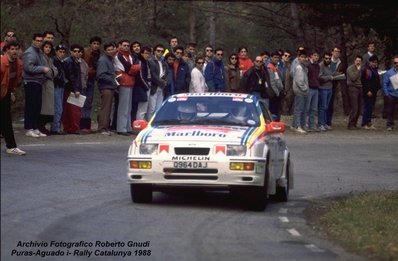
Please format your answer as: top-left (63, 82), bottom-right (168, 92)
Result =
top-left (74, 142), bottom-right (103, 145)
top-left (20, 142), bottom-right (104, 147)
top-left (278, 208), bottom-right (288, 214)
top-left (287, 228), bottom-right (301, 237)
top-left (279, 216), bottom-right (289, 223)
top-left (305, 244), bottom-right (325, 253)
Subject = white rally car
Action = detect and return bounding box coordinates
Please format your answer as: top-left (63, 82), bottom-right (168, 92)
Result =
top-left (127, 93), bottom-right (293, 210)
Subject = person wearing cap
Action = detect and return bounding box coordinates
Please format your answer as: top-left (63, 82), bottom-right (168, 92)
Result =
top-left (50, 44), bottom-right (68, 134)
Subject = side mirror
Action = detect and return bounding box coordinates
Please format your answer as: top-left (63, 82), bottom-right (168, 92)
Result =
top-left (132, 120), bottom-right (148, 131)
top-left (265, 121), bottom-right (286, 133)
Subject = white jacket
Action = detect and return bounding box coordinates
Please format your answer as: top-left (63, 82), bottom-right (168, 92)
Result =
top-left (189, 67), bottom-right (207, 93)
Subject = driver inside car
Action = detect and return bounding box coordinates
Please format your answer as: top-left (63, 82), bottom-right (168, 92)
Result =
top-left (177, 102), bottom-right (197, 121)
top-left (229, 104), bottom-right (251, 124)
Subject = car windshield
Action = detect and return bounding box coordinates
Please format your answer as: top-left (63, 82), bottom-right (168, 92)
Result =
top-left (152, 95), bottom-right (260, 127)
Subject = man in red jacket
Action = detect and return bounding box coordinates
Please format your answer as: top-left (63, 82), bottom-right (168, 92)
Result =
top-left (1, 41), bottom-right (26, 155)
top-left (114, 39), bottom-right (140, 135)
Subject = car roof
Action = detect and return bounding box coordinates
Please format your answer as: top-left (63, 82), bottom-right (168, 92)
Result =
top-left (171, 92), bottom-right (255, 99)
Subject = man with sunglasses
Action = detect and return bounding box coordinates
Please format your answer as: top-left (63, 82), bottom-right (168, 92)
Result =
top-left (147, 44), bottom-right (168, 120)
top-left (203, 45), bottom-right (213, 72)
top-left (242, 55), bottom-right (275, 108)
top-left (383, 54), bottom-right (398, 131)
top-left (63, 44), bottom-right (85, 134)
top-left (318, 52), bottom-right (334, 132)
top-left (280, 50), bottom-right (294, 115)
top-left (172, 46), bottom-right (190, 94)
top-left (204, 48), bottom-right (225, 92)
top-left (189, 57), bottom-right (206, 93)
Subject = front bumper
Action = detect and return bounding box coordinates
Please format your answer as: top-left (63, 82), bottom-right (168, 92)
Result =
top-left (126, 156), bottom-right (267, 188)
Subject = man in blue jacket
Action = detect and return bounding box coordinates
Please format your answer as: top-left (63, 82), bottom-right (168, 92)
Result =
top-left (361, 55), bottom-right (380, 129)
top-left (172, 46), bottom-right (190, 94)
top-left (204, 48), bottom-right (225, 92)
top-left (383, 54), bottom-right (398, 131)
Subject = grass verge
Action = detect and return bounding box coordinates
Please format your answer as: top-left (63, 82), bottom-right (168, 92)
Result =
top-left (306, 191), bottom-right (398, 261)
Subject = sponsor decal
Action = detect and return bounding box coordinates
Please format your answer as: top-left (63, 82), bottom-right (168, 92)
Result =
top-left (165, 130), bottom-right (226, 138)
top-left (166, 126), bottom-right (231, 133)
top-left (172, 156), bottom-right (210, 161)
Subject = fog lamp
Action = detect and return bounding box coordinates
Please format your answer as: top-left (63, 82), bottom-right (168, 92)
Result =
top-left (130, 161), bottom-right (152, 169)
top-left (230, 162), bottom-right (255, 171)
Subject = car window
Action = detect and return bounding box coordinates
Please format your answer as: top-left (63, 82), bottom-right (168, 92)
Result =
top-left (259, 101), bottom-right (273, 123)
top-left (152, 96), bottom-right (260, 127)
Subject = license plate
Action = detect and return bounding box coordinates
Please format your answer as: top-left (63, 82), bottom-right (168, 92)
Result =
top-left (173, 161), bottom-right (208, 169)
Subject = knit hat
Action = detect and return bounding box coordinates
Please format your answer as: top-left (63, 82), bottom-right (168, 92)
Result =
top-left (55, 44), bottom-right (66, 51)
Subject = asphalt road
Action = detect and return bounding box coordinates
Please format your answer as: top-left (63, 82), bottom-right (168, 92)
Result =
top-left (1, 124), bottom-right (397, 261)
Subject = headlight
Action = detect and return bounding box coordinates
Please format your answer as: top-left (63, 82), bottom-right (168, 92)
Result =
top-left (226, 145), bottom-right (246, 156)
top-left (139, 144), bottom-right (158, 155)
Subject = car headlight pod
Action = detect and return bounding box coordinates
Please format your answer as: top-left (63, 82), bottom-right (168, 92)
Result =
top-left (139, 144), bottom-right (158, 155)
top-left (226, 145), bottom-right (246, 156)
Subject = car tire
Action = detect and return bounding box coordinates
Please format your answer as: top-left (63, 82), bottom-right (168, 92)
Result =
top-left (275, 157), bottom-right (290, 202)
top-left (246, 166), bottom-right (269, 211)
top-left (130, 184), bottom-right (152, 203)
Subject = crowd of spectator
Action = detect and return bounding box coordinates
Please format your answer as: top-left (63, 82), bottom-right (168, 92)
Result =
top-left (1, 30), bottom-right (397, 155)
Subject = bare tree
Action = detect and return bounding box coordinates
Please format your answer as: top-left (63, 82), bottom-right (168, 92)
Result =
top-left (290, 2), bottom-right (304, 44)
top-left (189, 1), bottom-right (197, 43)
top-left (208, 1), bottom-right (216, 47)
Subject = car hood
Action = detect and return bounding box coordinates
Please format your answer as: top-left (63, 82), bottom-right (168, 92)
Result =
top-left (136, 125), bottom-right (263, 145)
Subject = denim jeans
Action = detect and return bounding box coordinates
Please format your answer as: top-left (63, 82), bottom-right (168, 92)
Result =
top-left (136, 89), bottom-right (150, 121)
top-left (305, 88), bottom-right (318, 128)
top-left (318, 88), bottom-right (332, 127)
top-left (292, 94), bottom-right (308, 128)
top-left (326, 85), bottom-right (337, 126)
top-left (147, 87), bottom-right (164, 121)
top-left (51, 87), bottom-right (64, 132)
top-left (116, 86), bottom-right (133, 133)
top-left (362, 94), bottom-right (376, 126)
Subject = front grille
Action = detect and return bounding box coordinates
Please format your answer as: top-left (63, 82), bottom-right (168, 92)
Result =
top-left (174, 147), bottom-right (210, 155)
top-left (163, 168), bottom-right (218, 174)
top-left (164, 175), bottom-right (218, 180)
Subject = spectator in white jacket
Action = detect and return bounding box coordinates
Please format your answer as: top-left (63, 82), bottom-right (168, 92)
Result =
top-left (189, 57), bottom-right (207, 93)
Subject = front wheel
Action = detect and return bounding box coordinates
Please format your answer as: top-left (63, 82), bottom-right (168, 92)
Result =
top-left (245, 166), bottom-right (269, 211)
top-left (130, 184), bottom-right (153, 203)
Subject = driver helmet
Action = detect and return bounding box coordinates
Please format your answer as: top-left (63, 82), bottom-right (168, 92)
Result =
top-left (231, 104), bottom-right (250, 122)
top-left (177, 102), bottom-right (197, 120)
